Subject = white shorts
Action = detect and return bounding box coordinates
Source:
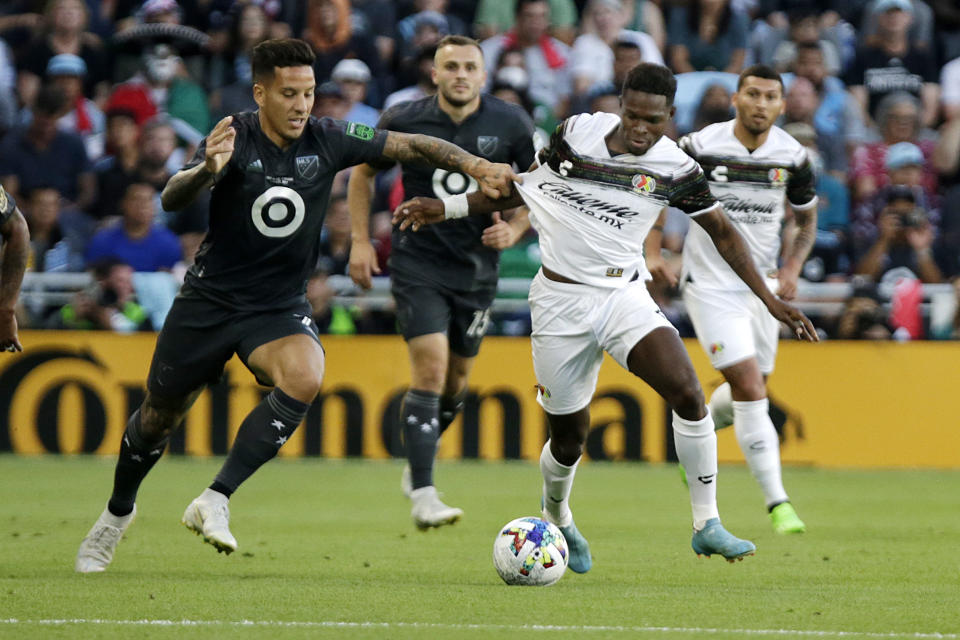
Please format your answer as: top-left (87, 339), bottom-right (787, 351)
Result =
top-left (529, 270), bottom-right (675, 415)
top-left (682, 279), bottom-right (780, 375)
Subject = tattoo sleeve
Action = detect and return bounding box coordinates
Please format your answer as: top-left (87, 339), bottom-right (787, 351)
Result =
top-left (696, 208), bottom-right (776, 305)
top-left (783, 205), bottom-right (818, 272)
top-left (160, 163), bottom-right (214, 212)
top-left (0, 210), bottom-right (29, 310)
top-left (382, 132), bottom-right (483, 175)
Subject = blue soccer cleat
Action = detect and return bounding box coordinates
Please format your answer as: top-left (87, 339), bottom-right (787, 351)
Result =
top-left (691, 518), bottom-right (756, 562)
top-left (558, 519), bottom-right (592, 573)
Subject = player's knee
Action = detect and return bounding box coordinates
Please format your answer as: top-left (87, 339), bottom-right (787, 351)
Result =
top-left (411, 361), bottom-right (446, 393)
top-left (141, 393), bottom-right (192, 438)
top-left (665, 381), bottom-right (705, 418)
top-left (729, 377), bottom-right (766, 401)
top-left (278, 368), bottom-right (323, 402)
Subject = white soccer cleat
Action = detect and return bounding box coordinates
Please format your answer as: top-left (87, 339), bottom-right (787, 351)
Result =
top-left (410, 486), bottom-right (463, 530)
top-left (75, 504), bottom-right (137, 573)
top-left (400, 464), bottom-right (412, 498)
top-left (182, 491), bottom-right (238, 554)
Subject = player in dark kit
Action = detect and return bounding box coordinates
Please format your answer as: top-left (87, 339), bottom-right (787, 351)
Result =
top-left (75, 38), bottom-right (520, 573)
top-left (347, 35), bottom-right (536, 529)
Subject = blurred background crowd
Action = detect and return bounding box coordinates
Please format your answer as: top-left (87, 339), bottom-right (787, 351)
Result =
top-left (1, 0), bottom-right (959, 340)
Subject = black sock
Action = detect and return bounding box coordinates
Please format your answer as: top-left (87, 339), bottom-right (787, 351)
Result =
top-left (438, 391), bottom-right (467, 436)
top-left (108, 409), bottom-right (168, 517)
top-left (212, 388), bottom-right (310, 497)
top-left (402, 389), bottom-right (440, 490)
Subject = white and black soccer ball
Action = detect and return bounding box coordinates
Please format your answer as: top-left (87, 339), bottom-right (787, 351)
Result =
top-left (492, 517), bottom-right (568, 586)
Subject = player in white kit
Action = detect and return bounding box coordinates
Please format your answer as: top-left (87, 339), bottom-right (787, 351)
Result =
top-left (646, 65), bottom-right (815, 534)
top-left (393, 63), bottom-right (818, 571)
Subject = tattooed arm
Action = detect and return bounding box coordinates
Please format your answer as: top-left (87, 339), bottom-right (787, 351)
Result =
top-left (0, 206), bottom-right (28, 352)
top-left (382, 132), bottom-right (519, 199)
top-left (696, 206), bottom-right (818, 341)
top-left (779, 205), bottom-right (817, 301)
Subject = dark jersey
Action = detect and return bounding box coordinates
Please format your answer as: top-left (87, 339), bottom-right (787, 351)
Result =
top-left (181, 112), bottom-right (387, 310)
top-left (376, 95), bottom-right (536, 292)
top-left (0, 185), bottom-right (16, 226)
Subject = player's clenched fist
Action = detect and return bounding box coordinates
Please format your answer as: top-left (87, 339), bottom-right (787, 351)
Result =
top-left (467, 159), bottom-right (521, 200)
top-left (204, 116), bottom-right (237, 176)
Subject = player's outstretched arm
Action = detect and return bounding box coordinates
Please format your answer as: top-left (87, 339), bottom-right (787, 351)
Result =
top-left (695, 207), bottom-right (818, 342)
top-left (0, 206), bottom-right (28, 352)
top-left (393, 188), bottom-right (526, 231)
top-left (161, 116), bottom-right (236, 211)
top-left (382, 131), bottom-right (520, 200)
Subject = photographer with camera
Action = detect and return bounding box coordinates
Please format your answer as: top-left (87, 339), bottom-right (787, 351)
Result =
top-left (52, 258), bottom-right (152, 332)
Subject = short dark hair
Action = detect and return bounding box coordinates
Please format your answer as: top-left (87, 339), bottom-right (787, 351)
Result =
top-left (621, 63), bottom-right (677, 105)
top-left (436, 34), bottom-right (482, 55)
top-left (737, 64), bottom-right (783, 91)
top-left (516, 0), bottom-right (547, 17)
top-left (251, 38), bottom-right (316, 83)
top-left (795, 42), bottom-right (824, 57)
top-left (34, 84), bottom-right (68, 116)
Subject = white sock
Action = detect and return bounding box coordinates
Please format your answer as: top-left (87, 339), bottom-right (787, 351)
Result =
top-left (673, 412), bottom-right (719, 530)
top-left (707, 382), bottom-right (734, 429)
top-left (540, 441), bottom-right (578, 527)
top-left (733, 398), bottom-right (788, 507)
top-left (200, 487), bottom-right (229, 504)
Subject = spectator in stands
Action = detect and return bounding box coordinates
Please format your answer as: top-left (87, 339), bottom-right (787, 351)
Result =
top-left (384, 44), bottom-right (437, 110)
top-left (782, 76), bottom-right (846, 174)
top-left (316, 193), bottom-right (352, 276)
top-left (304, 0), bottom-right (383, 107)
top-left (611, 37), bottom-right (642, 88)
top-left (0, 85), bottom-right (95, 211)
top-left (621, 0), bottom-right (665, 53)
top-left (835, 284), bottom-right (892, 339)
top-left (571, 0), bottom-right (662, 99)
top-left (845, 0), bottom-right (939, 129)
top-left (480, 0), bottom-right (573, 118)
top-left (105, 43), bottom-right (210, 139)
top-left (940, 56), bottom-right (960, 122)
top-left (588, 85), bottom-right (621, 116)
top-left (752, 8), bottom-right (844, 76)
top-left (24, 186), bottom-right (91, 273)
top-left (397, 1), bottom-right (468, 62)
top-left (45, 53), bottom-right (105, 160)
top-left (207, 2), bottom-right (272, 91)
top-left (692, 83), bottom-right (733, 131)
top-left (0, 37), bottom-right (16, 135)
top-left (350, 0), bottom-right (398, 66)
top-left (53, 258), bottom-right (152, 331)
top-left (85, 181), bottom-right (182, 272)
top-left (91, 107), bottom-right (140, 220)
top-left (790, 42), bottom-right (862, 147)
top-left (667, 0), bottom-right (748, 74)
top-left (313, 81), bottom-right (350, 120)
top-left (849, 92), bottom-right (938, 202)
top-left (17, 0), bottom-right (109, 108)
top-left (474, 0), bottom-right (578, 46)
top-left (330, 58), bottom-right (379, 128)
top-left (853, 183), bottom-right (944, 284)
top-left (860, 0), bottom-right (934, 51)
top-left (393, 10), bottom-right (448, 91)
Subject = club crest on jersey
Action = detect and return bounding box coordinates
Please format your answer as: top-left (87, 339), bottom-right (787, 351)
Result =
top-left (709, 342), bottom-right (724, 355)
top-left (534, 384), bottom-right (551, 399)
top-left (346, 122), bottom-right (375, 141)
top-left (631, 174), bottom-right (656, 193)
top-left (477, 135), bottom-right (499, 156)
top-left (768, 168), bottom-right (787, 184)
top-left (296, 155), bottom-right (320, 180)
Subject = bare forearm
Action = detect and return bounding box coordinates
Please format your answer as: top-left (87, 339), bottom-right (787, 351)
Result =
top-left (384, 132), bottom-right (483, 175)
top-left (161, 163), bottom-right (214, 211)
top-left (506, 206), bottom-right (530, 235)
top-left (0, 211), bottom-right (28, 310)
top-left (916, 250), bottom-right (944, 283)
top-left (465, 188), bottom-right (525, 215)
top-left (782, 208), bottom-right (817, 275)
top-left (347, 164), bottom-right (376, 240)
top-left (701, 212), bottom-right (776, 305)
top-left (854, 242), bottom-right (888, 279)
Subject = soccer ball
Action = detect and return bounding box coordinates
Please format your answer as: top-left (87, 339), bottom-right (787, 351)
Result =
top-left (492, 517), bottom-right (568, 586)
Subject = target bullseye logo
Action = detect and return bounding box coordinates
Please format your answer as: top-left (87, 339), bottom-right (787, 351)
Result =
top-left (251, 186), bottom-right (305, 238)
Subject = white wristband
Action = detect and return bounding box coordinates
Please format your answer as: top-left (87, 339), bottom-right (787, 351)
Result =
top-left (442, 193), bottom-right (470, 219)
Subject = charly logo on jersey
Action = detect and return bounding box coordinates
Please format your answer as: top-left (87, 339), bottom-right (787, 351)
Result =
top-left (432, 169), bottom-right (478, 198)
top-left (250, 186), bottom-right (305, 238)
top-left (768, 168), bottom-right (788, 184)
top-left (296, 155), bottom-right (320, 180)
top-left (631, 174), bottom-right (656, 193)
top-left (477, 135), bottom-right (499, 156)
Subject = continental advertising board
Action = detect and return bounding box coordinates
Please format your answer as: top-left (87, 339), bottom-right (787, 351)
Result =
top-left (2, 331), bottom-right (958, 468)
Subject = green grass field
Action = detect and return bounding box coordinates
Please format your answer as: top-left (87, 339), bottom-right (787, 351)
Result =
top-left (1, 455), bottom-right (958, 639)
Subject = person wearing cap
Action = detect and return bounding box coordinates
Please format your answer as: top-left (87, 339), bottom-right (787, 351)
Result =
top-left (384, 45), bottom-right (438, 111)
top-left (845, 0), bottom-right (939, 129)
top-left (312, 81), bottom-right (350, 120)
top-left (330, 58), bottom-right (379, 128)
top-left (45, 53), bottom-right (106, 160)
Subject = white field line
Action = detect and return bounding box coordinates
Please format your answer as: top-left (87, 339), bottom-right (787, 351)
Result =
top-left (0, 619), bottom-right (957, 638)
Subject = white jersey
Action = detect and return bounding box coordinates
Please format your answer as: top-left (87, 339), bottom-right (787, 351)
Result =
top-left (519, 112), bottom-right (719, 289)
top-left (679, 120), bottom-right (817, 291)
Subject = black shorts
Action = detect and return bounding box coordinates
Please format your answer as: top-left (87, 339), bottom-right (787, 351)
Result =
top-left (391, 271), bottom-right (495, 358)
top-left (146, 295), bottom-right (321, 399)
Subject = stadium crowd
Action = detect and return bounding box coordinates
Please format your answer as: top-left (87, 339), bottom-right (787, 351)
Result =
top-left (1, 0), bottom-right (958, 339)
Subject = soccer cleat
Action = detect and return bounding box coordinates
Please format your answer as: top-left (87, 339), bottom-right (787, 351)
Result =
top-left (707, 386), bottom-right (734, 431)
top-left (769, 502), bottom-right (806, 534)
top-left (557, 519), bottom-right (592, 573)
top-left (691, 518), bottom-right (756, 562)
top-left (75, 504), bottom-right (137, 573)
top-left (182, 493), bottom-right (238, 554)
top-left (410, 486), bottom-right (463, 530)
top-left (400, 464), bottom-right (412, 498)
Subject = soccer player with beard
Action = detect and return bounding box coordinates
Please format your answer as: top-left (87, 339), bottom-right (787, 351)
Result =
top-left (74, 38), bottom-right (519, 573)
top-left (647, 64), bottom-right (816, 535)
top-left (347, 35), bottom-right (536, 530)
top-left (393, 63), bottom-right (818, 570)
